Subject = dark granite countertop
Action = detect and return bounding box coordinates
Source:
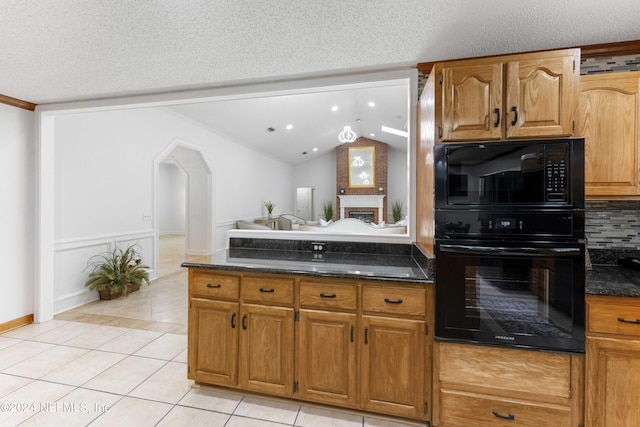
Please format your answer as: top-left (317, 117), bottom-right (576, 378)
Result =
top-left (182, 246), bottom-right (433, 283)
top-left (586, 265), bottom-right (640, 297)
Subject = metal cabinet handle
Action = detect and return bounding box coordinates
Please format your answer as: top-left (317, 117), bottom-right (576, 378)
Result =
top-left (384, 298), bottom-right (403, 304)
top-left (364, 327), bottom-right (369, 345)
top-left (242, 314), bottom-right (247, 330)
top-left (320, 293), bottom-right (337, 298)
top-left (510, 106), bottom-right (518, 126)
top-left (231, 313), bottom-right (236, 329)
top-left (618, 317), bottom-right (640, 324)
top-left (206, 283), bottom-right (221, 288)
top-left (259, 288), bottom-right (275, 293)
top-left (350, 325), bottom-right (354, 343)
top-left (492, 410), bottom-right (515, 421)
top-left (494, 108), bottom-right (500, 127)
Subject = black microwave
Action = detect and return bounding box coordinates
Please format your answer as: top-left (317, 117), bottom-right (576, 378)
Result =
top-left (434, 138), bottom-right (585, 210)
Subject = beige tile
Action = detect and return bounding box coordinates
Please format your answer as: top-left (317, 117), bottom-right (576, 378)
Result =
top-left (0, 336), bottom-right (22, 350)
top-left (133, 332), bottom-right (186, 360)
top-left (364, 416), bottom-right (428, 427)
top-left (172, 348), bottom-right (187, 363)
top-left (157, 405), bottom-right (229, 427)
top-left (29, 321), bottom-right (100, 345)
top-left (0, 320), bottom-right (69, 339)
top-left (41, 350), bottom-right (126, 386)
top-left (2, 345), bottom-right (88, 379)
top-left (0, 341), bottom-right (54, 371)
top-left (226, 415), bottom-right (293, 427)
top-left (0, 380), bottom-right (74, 426)
top-left (295, 406), bottom-right (363, 427)
top-left (234, 396), bottom-right (300, 425)
top-left (82, 355), bottom-right (166, 395)
top-left (89, 396), bottom-right (172, 427)
top-left (0, 373), bottom-right (32, 398)
top-left (178, 387), bottom-right (243, 414)
top-left (62, 325), bottom-right (130, 349)
top-left (129, 361), bottom-right (193, 404)
top-left (19, 387), bottom-right (122, 427)
top-left (96, 328), bottom-right (162, 354)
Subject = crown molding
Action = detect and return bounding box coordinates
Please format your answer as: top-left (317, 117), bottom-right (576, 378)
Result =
top-left (0, 93), bottom-right (36, 111)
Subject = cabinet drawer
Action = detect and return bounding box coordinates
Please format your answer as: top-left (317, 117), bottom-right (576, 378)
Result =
top-left (362, 286), bottom-right (425, 316)
top-left (299, 281), bottom-right (357, 310)
top-left (587, 296), bottom-right (640, 337)
top-left (440, 389), bottom-right (571, 427)
top-left (241, 276), bottom-right (294, 305)
top-left (190, 270), bottom-right (239, 300)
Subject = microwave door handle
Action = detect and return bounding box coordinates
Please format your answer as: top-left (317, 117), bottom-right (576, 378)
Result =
top-left (439, 244), bottom-right (580, 257)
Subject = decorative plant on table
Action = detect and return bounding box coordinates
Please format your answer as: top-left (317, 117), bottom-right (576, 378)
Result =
top-left (264, 200), bottom-right (276, 218)
top-left (323, 201), bottom-right (334, 221)
top-left (392, 201), bottom-right (404, 223)
top-left (84, 244), bottom-right (151, 300)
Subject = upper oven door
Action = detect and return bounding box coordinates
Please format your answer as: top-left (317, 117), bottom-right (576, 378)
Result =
top-left (434, 139), bottom-right (584, 209)
top-left (434, 239), bottom-right (585, 353)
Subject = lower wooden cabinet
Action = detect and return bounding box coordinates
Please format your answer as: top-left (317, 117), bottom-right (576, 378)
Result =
top-left (433, 342), bottom-right (583, 427)
top-left (188, 298), bottom-right (238, 386)
top-left (361, 315), bottom-right (425, 419)
top-left (297, 309), bottom-right (357, 406)
top-left (239, 304), bottom-right (294, 397)
top-left (586, 295), bottom-right (640, 427)
top-left (187, 269), bottom-right (432, 422)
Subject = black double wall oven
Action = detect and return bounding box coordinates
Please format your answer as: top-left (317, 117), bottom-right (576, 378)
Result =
top-left (434, 138), bottom-right (585, 353)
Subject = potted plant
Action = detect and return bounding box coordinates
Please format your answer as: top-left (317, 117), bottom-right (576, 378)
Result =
top-left (392, 201), bottom-right (404, 223)
top-left (264, 200), bottom-right (276, 218)
top-left (84, 244), bottom-right (151, 300)
top-left (323, 202), bottom-right (333, 221)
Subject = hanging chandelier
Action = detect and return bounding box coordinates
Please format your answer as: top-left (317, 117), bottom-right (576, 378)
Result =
top-left (338, 125), bottom-right (357, 143)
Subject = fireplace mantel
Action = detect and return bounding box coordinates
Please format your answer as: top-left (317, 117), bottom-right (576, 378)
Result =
top-left (338, 195), bottom-right (385, 221)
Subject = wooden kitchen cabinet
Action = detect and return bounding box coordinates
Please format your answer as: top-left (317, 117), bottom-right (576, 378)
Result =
top-left (586, 295), bottom-right (640, 426)
top-left (577, 72), bottom-right (640, 198)
top-left (433, 342), bottom-right (584, 427)
top-left (360, 284), bottom-right (429, 420)
top-left (436, 48), bottom-right (579, 142)
top-left (187, 268), bottom-right (433, 421)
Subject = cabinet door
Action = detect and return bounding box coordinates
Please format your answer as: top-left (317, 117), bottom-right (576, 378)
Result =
top-left (586, 337), bottom-right (640, 427)
top-left (578, 73), bottom-right (640, 197)
top-left (188, 298), bottom-right (238, 386)
top-left (441, 62), bottom-right (503, 141)
top-left (505, 50), bottom-right (577, 138)
top-left (239, 304), bottom-right (294, 396)
top-left (298, 310), bottom-right (357, 407)
top-left (361, 315), bottom-right (426, 419)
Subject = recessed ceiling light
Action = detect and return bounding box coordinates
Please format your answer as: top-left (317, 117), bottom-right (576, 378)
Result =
top-left (286, 124), bottom-right (293, 130)
top-left (313, 147), bottom-right (318, 152)
top-left (370, 133), bottom-right (375, 137)
top-left (368, 102), bottom-right (376, 107)
top-left (331, 106), bottom-right (338, 112)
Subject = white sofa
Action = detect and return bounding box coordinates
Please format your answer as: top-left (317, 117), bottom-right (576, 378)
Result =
top-left (299, 218), bottom-right (406, 234)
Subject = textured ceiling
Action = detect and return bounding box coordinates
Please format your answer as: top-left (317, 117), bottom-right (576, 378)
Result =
top-left (2, 0), bottom-right (640, 104)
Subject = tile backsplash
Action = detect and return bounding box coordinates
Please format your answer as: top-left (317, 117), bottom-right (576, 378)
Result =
top-left (586, 201), bottom-right (640, 249)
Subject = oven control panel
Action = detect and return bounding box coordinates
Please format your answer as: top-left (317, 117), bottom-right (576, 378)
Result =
top-left (545, 145), bottom-right (569, 202)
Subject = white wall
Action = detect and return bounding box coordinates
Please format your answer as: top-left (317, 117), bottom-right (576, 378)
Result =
top-left (53, 107), bottom-right (294, 313)
top-left (159, 162), bottom-right (186, 235)
top-left (293, 152), bottom-right (336, 220)
top-left (387, 146), bottom-right (409, 222)
top-left (0, 104), bottom-right (35, 324)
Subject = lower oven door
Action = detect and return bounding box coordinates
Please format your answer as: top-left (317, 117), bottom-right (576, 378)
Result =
top-left (435, 239), bottom-right (585, 353)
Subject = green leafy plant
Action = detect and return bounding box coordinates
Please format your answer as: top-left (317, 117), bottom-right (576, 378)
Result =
top-left (392, 201), bottom-right (404, 223)
top-left (323, 202), bottom-right (333, 221)
top-left (264, 200), bottom-right (276, 215)
top-left (84, 244), bottom-right (150, 298)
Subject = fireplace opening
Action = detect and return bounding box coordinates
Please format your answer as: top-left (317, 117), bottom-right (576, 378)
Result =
top-left (348, 210), bottom-right (375, 223)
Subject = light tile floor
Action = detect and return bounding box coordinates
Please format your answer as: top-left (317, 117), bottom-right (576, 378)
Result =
top-left (0, 235), bottom-right (427, 426)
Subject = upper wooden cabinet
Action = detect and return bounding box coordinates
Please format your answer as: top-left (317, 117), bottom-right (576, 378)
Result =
top-left (435, 48), bottom-right (580, 142)
top-left (577, 72), bottom-right (640, 198)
